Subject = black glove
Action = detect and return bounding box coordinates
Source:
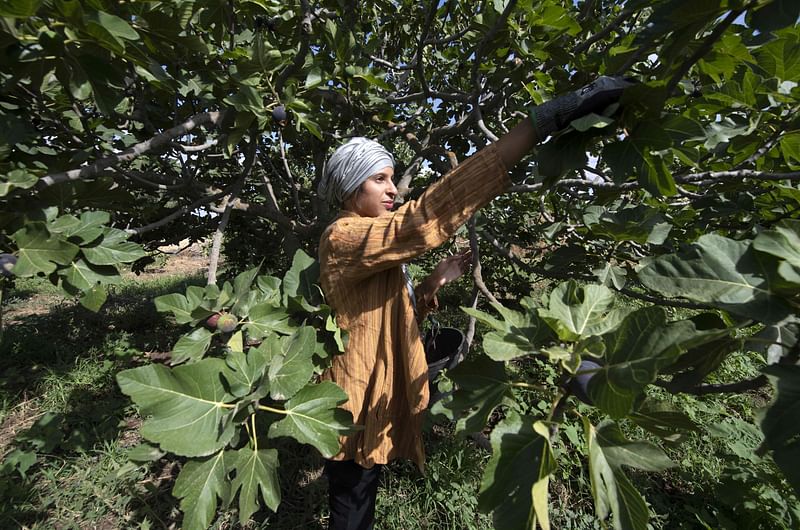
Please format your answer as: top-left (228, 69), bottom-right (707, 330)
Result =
top-left (528, 76), bottom-right (635, 138)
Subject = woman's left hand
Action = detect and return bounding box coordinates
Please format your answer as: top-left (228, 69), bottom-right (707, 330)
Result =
top-left (430, 249), bottom-right (472, 288)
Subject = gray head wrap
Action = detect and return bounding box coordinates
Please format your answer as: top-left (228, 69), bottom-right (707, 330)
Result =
top-left (318, 137), bottom-right (395, 205)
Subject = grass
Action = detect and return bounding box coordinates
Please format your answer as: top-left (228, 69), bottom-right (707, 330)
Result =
top-left (1, 270), bottom-right (797, 529)
top-left (0, 271), bottom-right (204, 529)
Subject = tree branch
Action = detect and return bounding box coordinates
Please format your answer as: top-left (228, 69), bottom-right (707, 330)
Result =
top-left (573, 6), bottom-right (637, 54)
top-left (275, 0), bottom-right (311, 95)
top-left (37, 111), bottom-right (226, 189)
top-left (470, 0), bottom-right (517, 89)
top-left (425, 26), bottom-right (471, 46)
top-left (207, 139), bottom-right (256, 285)
top-left (681, 169), bottom-right (800, 183)
top-left (413, 0), bottom-right (440, 98)
top-left (125, 191), bottom-right (227, 236)
top-left (469, 217), bottom-right (500, 306)
top-left (171, 138), bottom-right (218, 152)
top-left (665, 8), bottom-right (745, 95)
top-left (278, 130), bottom-right (311, 224)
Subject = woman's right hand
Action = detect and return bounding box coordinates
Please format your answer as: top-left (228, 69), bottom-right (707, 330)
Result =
top-left (429, 249), bottom-right (472, 288)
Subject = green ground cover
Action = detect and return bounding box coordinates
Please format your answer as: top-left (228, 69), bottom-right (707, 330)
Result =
top-left (0, 271), bottom-right (795, 529)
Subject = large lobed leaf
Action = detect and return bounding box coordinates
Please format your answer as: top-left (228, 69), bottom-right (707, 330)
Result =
top-left (637, 234), bottom-right (791, 323)
top-left (584, 419), bottom-right (673, 530)
top-left (760, 365), bottom-right (800, 495)
top-left (282, 249), bottom-right (321, 308)
top-left (462, 303), bottom-right (551, 361)
top-left (244, 301), bottom-right (295, 339)
top-left (226, 446), bottom-right (281, 524)
top-left (478, 412), bottom-right (556, 530)
top-left (539, 281), bottom-right (630, 341)
top-left (267, 326), bottom-right (319, 400)
top-left (170, 328), bottom-right (214, 365)
top-left (11, 222), bottom-right (79, 276)
top-left (117, 359), bottom-right (237, 457)
top-left (268, 381), bottom-right (354, 458)
top-left (589, 306), bottom-right (722, 418)
top-left (430, 354), bottom-right (512, 434)
top-left (173, 451), bottom-right (228, 530)
top-left (753, 219), bottom-right (800, 289)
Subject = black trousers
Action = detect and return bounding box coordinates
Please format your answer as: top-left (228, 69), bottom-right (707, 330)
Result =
top-left (324, 459), bottom-right (383, 530)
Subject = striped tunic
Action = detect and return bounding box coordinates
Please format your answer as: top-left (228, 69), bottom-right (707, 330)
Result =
top-left (318, 144), bottom-right (510, 470)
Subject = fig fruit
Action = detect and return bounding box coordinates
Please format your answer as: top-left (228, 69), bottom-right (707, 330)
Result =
top-left (567, 359), bottom-right (602, 405)
top-left (216, 313), bottom-right (238, 333)
top-left (206, 313), bottom-right (221, 329)
top-left (0, 253), bottom-right (17, 279)
top-left (272, 105), bottom-right (288, 126)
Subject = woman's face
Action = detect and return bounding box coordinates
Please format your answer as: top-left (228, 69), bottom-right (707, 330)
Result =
top-left (345, 166), bottom-right (397, 217)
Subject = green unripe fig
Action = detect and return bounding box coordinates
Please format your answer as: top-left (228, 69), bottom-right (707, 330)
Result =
top-left (216, 313), bottom-right (238, 333)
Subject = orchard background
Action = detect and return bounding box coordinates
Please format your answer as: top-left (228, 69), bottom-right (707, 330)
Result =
top-left (1, 0), bottom-right (800, 529)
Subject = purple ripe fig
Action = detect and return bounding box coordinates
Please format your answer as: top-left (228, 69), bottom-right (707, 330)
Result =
top-left (0, 253), bottom-right (17, 279)
top-left (216, 313), bottom-right (238, 333)
top-left (206, 313), bottom-right (221, 329)
top-left (567, 359), bottom-right (602, 405)
top-left (272, 105), bottom-right (288, 126)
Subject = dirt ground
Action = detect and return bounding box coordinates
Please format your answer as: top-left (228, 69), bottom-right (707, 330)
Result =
top-left (135, 240), bottom-right (210, 279)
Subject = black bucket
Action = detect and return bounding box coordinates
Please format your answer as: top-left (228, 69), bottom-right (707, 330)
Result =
top-left (424, 327), bottom-right (466, 407)
top-left (424, 327), bottom-right (466, 382)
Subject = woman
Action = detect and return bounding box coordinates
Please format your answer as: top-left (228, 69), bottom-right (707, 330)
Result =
top-left (317, 76), bottom-right (631, 530)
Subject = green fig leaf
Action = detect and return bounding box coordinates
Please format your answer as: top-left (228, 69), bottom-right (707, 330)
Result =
top-left (116, 359), bottom-right (236, 457)
top-left (478, 413), bottom-right (556, 530)
top-left (11, 222), bottom-right (79, 276)
top-left (268, 326), bottom-right (317, 401)
top-left (539, 281), bottom-right (629, 341)
top-left (173, 451), bottom-right (228, 530)
top-left (226, 447), bottom-right (281, 524)
top-left (760, 364), bottom-right (800, 495)
top-left (584, 418), bottom-right (650, 530)
top-left (268, 381), bottom-right (354, 458)
top-left (431, 354), bottom-right (511, 434)
top-left (171, 328), bottom-right (214, 365)
top-left (637, 234), bottom-right (791, 323)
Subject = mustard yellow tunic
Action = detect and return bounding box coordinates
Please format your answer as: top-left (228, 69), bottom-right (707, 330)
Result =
top-left (318, 144), bottom-right (510, 470)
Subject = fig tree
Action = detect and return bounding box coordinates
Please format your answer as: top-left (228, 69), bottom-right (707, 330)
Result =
top-left (216, 313), bottom-right (238, 333)
top-left (0, 253), bottom-right (16, 279)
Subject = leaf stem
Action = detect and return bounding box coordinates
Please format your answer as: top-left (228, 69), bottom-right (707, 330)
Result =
top-left (258, 404), bottom-right (287, 415)
top-left (251, 413), bottom-right (258, 451)
top-left (510, 381), bottom-right (547, 391)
